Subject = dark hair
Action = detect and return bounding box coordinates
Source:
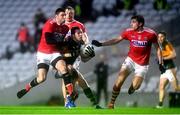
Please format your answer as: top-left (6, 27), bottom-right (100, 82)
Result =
top-left (131, 15), bottom-right (145, 26)
top-left (158, 31), bottom-right (167, 37)
top-left (55, 8), bottom-right (64, 15)
top-left (65, 6), bottom-right (74, 11)
top-left (71, 26), bottom-right (80, 35)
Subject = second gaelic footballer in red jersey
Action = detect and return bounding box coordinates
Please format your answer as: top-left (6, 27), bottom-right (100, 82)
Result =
top-left (92, 15), bottom-right (163, 109)
top-left (65, 6), bottom-right (89, 44)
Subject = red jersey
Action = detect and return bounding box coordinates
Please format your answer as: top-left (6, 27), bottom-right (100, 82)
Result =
top-left (65, 20), bottom-right (86, 32)
top-left (121, 27), bottom-right (157, 65)
top-left (38, 19), bottom-right (69, 53)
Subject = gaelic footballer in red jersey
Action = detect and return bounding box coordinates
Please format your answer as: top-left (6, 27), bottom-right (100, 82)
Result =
top-left (65, 6), bottom-right (89, 44)
top-left (17, 8), bottom-right (75, 105)
top-left (92, 15), bottom-right (163, 109)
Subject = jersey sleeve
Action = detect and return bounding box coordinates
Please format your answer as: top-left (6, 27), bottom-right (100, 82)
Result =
top-left (43, 21), bottom-right (54, 33)
top-left (166, 43), bottom-right (174, 52)
top-left (162, 43), bottom-right (174, 57)
top-left (151, 32), bottom-right (158, 43)
top-left (120, 29), bottom-right (129, 40)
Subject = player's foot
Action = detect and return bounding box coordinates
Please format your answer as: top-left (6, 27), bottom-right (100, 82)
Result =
top-left (17, 84), bottom-right (31, 99)
top-left (156, 105), bottom-right (163, 109)
top-left (128, 85), bottom-right (135, 95)
top-left (17, 89), bottom-right (28, 99)
top-left (95, 104), bottom-right (103, 109)
top-left (108, 103), bottom-right (114, 109)
top-left (65, 95), bottom-right (76, 108)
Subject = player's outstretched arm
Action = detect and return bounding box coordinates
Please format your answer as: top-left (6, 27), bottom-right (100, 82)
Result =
top-left (92, 36), bottom-right (123, 47)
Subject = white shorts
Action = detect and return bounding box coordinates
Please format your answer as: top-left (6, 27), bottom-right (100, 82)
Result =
top-left (72, 56), bottom-right (81, 70)
top-left (36, 52), bottom-right (62, 66)
top-left (160, 69), bottom-right (175, 82)
top-left (121, 57), bottom-right (149, 78)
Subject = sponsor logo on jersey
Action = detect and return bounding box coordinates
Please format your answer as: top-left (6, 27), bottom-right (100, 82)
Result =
top-left (131, 40), bottom-right (148, 47)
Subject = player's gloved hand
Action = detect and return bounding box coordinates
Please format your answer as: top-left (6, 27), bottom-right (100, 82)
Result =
top-left (86, 45), bottom-right (95, 57)
top-left (159, 64), bottom-right (166, 74)
top-left (91, 40), bottom-right (102, 47)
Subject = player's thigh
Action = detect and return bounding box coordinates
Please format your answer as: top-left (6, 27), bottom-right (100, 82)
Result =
top-left (171, 68), bottom-right (177, 77)
top-left (133, 63), bottom-right (149, 88)
top-left (50, 53), bottom-right (67, 73)
top-left (118, 57), bottom-right (134, 81)
top-left (115, 68), bottom-right (131, 86)
top-left (36, 52), bottom-right (50, 80)
top-left (37, 68), bottom-right (48, 82)
top-left (73, 56), bottom-right (81, 70)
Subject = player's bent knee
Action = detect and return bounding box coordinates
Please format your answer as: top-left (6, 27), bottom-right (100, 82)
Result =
top-left (51, 56), bottom-right (64, 69)
top-left (37, 76), bottom-right (46, 83)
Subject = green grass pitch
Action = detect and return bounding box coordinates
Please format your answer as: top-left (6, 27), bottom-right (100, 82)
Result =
top-left (0, 106), bottom-right (180, 114)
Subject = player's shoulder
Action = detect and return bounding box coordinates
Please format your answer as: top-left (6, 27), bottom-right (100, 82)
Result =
top-left (143, 27), bottom-right (157, 35)
top-left (125, 28), bottom-right (134, 32)
top-left (48, 19), bottom-right (54, 24)
top-left (122, 28), bottom-right (134, 34)
top-left (72, 20), bottom-right (85, 27)
top-left (45, 19), bottom-right (56, 26)
top-left (74, 20), bottom-right (84, 25)
top-left (166, 42), bottom-right (173, 47)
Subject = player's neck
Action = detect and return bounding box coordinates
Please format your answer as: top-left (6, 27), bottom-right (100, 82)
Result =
top-left (54, 18), bottom-right (63, 25)
top-left (136, 27), bottom-right (144, 32)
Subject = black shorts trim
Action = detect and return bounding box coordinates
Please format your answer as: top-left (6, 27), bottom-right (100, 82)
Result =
top-left (164, 59), bottom-right (176, 69)
top-left (51, 56), bottom-right (64, 68)
top-left (37, 63), bottom-right (49, 71)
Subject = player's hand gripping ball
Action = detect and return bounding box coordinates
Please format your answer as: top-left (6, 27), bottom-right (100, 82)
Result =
top-left (80, 44), bottom-right (95, 62)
